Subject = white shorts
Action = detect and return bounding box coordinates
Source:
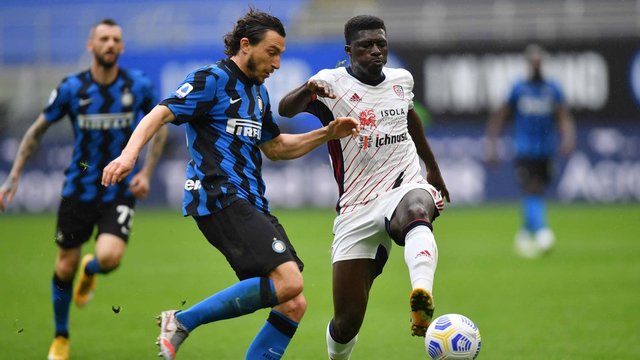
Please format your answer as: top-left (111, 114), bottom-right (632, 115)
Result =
top-left (330, 183), bottom-right (443, 264)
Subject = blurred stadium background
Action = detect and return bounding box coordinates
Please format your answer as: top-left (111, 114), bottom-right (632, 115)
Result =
top-left (1, 1), bottom-right (640, 360)
top-left (1, 0), bottom-right (639, 211)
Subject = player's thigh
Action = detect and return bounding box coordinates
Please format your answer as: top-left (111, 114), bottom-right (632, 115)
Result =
top-left (195, 199), bottom-right (303, 280)
top-left (332, 259), bottom-right (379, 322)
top-left (332, 206), bottom-right (391, 274)
top-left (55, 197), bottom-right (98, 249)
top-left (515, 158), bottom-right (551, 194)
top-left (95, 196), bottom-right (136, 243)
top-left (385, 184), bottom-right (443, 241)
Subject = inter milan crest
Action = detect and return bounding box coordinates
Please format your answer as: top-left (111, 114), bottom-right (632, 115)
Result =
top-left (257, 94), bottom-right (264, 116)
top-left (121, 88), bottom-right (134, 107)
top-left (393, 85), bottom-right (404, 99)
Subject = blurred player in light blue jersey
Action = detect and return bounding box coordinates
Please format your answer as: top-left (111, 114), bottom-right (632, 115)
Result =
top-left (486, 44), bottom-right (576, 258)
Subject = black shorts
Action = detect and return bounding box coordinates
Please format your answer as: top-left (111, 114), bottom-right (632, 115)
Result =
top-left (194, 199), bottom-right (304, 280)
top-left (515, 158), bottom-right (553, 189)
top-left (55, 196), bottom-right (136, 249)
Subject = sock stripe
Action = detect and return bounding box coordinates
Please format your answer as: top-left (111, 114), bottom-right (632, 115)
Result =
top-left (267, 310), bottom-right (298, 338)
top-left (399, 219), bottom-right (432, 245)
top-left (260, 277), bottom-right (278, 308)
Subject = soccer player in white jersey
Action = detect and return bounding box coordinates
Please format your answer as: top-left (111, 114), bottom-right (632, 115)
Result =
top-left (279, 14), bottom-right (450, 360)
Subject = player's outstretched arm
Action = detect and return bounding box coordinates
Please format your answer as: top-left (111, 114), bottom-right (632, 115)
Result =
top-left (128, 124), bottom-right (169, 199)
top-left (278, 79), bottom-right (336, 118)
top-left (260, 116), bottom-right (360, 161)
top-left (485, 104), bottom-right (511, 167)
top-left (556, 105), bottom-right (576, 158)
top-left (102, 105), bottom-right (174, 187)
top-left (0, 114), bottom-right (51, 212)
top-left (407, 109), bottom-right (450, 203)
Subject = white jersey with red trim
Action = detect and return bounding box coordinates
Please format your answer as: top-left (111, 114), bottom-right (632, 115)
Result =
top-left (307, 66), bottom-right (426, 214)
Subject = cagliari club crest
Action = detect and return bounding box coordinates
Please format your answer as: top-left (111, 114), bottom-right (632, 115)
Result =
top-left (393, 85), bottom-right (404, 98)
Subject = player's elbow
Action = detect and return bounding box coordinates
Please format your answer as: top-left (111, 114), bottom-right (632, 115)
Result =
top-left (278, 102), bottom-right (296, 118)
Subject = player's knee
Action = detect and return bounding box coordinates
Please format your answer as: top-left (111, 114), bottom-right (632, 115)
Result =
top-left (332, 315), bottom-right (361, 342)
top-left (97, 254), bottom-right (122, 273)
top-left (277, 293), bottom-right (307, 322)
top-left (270, 262), bottom-right (304, 302)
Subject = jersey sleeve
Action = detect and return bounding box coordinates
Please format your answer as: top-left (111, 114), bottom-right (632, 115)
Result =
top-left (305, 69), bottom-right (339, 126)
top-left (43, 78), bottom-right (72, 123)
top-left (552, 82), bottom-right (566, 106)
top-left (402, 68), bottom-right (416, 111)
top-left (160, 69), bottom-right (218, 125)
top-left (258, 92), bottom-right (280, 144)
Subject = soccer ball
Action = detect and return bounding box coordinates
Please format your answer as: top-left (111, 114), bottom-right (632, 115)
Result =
top-left (424, 314), bottom-right (481, 360)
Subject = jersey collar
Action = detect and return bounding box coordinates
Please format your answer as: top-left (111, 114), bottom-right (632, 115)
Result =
top-left (346, 66), bottom-right (386, 86)
top-left (223, 58), bottom-right (257, 85)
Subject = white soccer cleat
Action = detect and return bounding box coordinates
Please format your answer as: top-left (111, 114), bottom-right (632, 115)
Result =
top-left (157, 310), bottom-right (189, 360)
top-left (534, 228), bottom-right (555, 254)
top-left (514, 229), bottom-right (541, 259)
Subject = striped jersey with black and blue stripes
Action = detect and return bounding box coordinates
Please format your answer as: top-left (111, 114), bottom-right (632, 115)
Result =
top-left (160, 58), bottom-right (281, 217)
top-left (43, 68), bottom-right (157, 202)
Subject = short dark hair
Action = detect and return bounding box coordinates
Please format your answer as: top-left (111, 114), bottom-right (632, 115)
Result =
top-left (223, 6), bottom-right (286, 56)
top-left (344, 15), bottom-right (386, 45)
top-left (89, 18), bottom-right (119, 39)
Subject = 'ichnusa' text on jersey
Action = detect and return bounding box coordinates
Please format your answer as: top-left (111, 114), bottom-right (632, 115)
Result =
top-left (44, 68), bottom-right (156, 202)
top-left (305, 66), bottom-right (426, 214)
top-left (160, 58), bottom-right (280, 217)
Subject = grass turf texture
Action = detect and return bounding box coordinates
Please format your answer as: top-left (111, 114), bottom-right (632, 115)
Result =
top-left (1, 203), bottom-right (639, 359)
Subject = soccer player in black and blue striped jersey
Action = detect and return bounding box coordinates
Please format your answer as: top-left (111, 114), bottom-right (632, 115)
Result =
top-left (486, 44), bottom-right (576, 258)
top-left (0, 19), bottom-right (167, 360)
top-left (102, 7), bottom-right (359, 360)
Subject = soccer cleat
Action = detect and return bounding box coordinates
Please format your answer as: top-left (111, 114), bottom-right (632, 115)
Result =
top-left (410, 288), bottom-right (435, 337)
top-left (534, 228), bottom-right (555, 254)
top-left (157, 310), bottom-right (189, 360)
top-left (74, 254), bottom-right (97, 307)
top-left (47, 336), bottom-right (70, 360)
top-left (514, 229), bottom-right (542, 259)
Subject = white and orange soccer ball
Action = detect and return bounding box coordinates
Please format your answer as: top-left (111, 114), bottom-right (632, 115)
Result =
top-left (425, 314), bottom-right (481, 360)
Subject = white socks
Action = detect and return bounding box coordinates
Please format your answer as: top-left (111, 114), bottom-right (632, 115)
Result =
top-left (326, 322), bottom-right (358, 360)
top-left (404, 225), bottom-right (438, 294)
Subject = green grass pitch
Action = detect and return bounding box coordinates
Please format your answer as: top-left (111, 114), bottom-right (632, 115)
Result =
top-left (1, 203), bottom-right (639, 359)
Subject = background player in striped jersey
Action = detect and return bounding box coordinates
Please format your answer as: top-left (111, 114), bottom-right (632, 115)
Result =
top-left (102, 7), bottom-right (360, 360)
top-left (0, 19), bottom-right (167, 360)
top-left (485, 44), bottom-right (576, 258)
top-left (278, 14), bottom-right (450, 360)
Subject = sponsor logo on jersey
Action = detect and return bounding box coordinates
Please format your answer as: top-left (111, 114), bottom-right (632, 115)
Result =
top-left (175, 83), bottom-right (194, 99)
top-left (78, 97), bottom-right (93, 106)
top-left (77, 112), bottom-right (134, 130)
top-left (393, 85), bottom-right (404, 98)
top-left (356, 132), bottom-right (409, 149)
top-left (379, 108), bottom-right (406, 118)
top-left (358, 109), bottom-right (376, 128)
top-left (184, 179), bottom-right (202, 191)
top-left (350, 93), bottom-right (362, 102)
top-left (226, 118), bottom-right (262, 139)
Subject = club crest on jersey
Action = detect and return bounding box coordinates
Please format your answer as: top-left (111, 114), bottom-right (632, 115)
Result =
top-left (358, 109), bottom-right (376, 128)
top-left (175, 83), bottom-right (194, 99)
top-left (393, 85), bottom-right (404, 98)
top-left (272, 238), bottom-right (286, 253)
top-left (121, 88), bottom-right (133, 107)
top-left (257, 94), bottom-right (264, 116)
